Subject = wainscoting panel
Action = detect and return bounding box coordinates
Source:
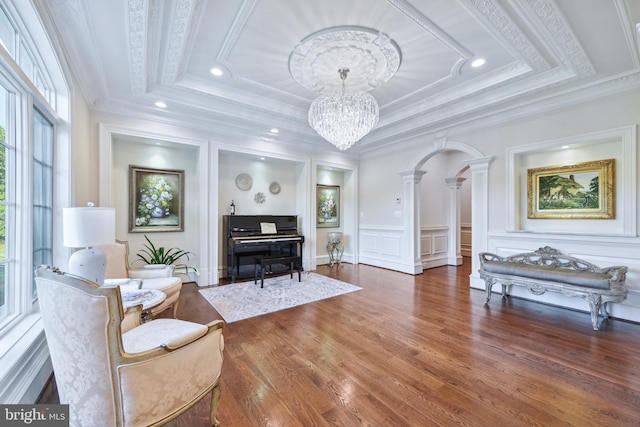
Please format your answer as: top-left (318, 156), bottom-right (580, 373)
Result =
top-left (360, 233), bottom-right (378, 254)
top-left (421, 226), bottom-right (448, 269)
top-left (472, 231), bottom-right (640, 325)
top-left (461, 223), bottom-right (472, 257)
top-left (359, 226), bottom-right (411, 273)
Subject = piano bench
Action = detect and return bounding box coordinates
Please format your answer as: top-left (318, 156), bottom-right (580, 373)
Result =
top-left (254, 255), bottom-right (302, 288)
top-left (236, 250), bottom-right (272, 276)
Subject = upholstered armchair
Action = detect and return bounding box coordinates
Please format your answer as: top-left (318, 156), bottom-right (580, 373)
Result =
top-left (97, 240), bottom-right (182, 318)
top-left (35, 266), bottom-right (225, 427)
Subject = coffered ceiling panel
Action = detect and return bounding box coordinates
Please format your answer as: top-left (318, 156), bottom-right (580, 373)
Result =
top-left (38, 0), bottom-right (640, 154)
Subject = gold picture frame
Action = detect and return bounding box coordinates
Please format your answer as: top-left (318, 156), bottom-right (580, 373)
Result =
top-left (527, 159), bottom-right (615, 219)
top-left (129, 165), bottom-right (185, 232)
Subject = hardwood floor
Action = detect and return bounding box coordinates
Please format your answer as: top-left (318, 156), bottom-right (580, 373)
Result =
top-left (40, 259), bottom-right (640, 426)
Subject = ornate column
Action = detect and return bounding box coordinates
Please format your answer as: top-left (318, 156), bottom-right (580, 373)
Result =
top-left (466, 156), bottom-right (494, 279)
top-left (445, 177), bottom-right (466, 266)
top-left (399, 169), bottom-right (427, 274)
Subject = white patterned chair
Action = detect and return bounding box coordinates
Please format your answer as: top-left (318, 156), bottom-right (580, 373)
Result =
top-left (35, 266), bottom-right (225, 427)
top-left (97, 240), bottom-right (182, 318)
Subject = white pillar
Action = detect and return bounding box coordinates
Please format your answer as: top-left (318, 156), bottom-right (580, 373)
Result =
top-left (466, 156), bottom-right (494, 280)
top-left (445, 177), bottom-right (466, 266)
top-left (399, 169), bottom-right (427, 274)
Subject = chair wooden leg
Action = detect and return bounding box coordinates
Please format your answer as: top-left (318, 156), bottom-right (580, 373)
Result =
top-left (171, 300), bottom-right (180, 319)
top-left (210, 382), bottom-right (222, 427)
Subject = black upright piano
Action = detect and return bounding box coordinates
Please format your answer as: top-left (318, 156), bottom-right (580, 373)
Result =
top-left (223, 215), bottom-right (304, 282)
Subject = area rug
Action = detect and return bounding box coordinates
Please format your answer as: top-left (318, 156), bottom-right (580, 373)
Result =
top-left (199, 272), bottom-right (362, 323)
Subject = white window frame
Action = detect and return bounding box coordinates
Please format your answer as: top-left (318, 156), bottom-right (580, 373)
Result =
top-left (0, 0), bottom-right (70, 404)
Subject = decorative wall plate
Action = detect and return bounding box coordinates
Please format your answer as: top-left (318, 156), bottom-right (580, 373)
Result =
top-left (254, 192), bottom-right (266, 204)
top-left (235, 173), bottom-right (252, 191)
top-left (269, 181), bottom-right (281, 194)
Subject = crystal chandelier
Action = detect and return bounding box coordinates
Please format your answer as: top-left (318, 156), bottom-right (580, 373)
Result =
top-left (308, 68), bottom-right (379, 151)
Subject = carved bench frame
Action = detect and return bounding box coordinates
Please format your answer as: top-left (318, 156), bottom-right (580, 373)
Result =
top-left (478, 246), bottom-right (628, 331)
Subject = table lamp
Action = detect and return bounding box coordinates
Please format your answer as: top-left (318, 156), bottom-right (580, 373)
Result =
top-left (63, 203), bottom-right (115, 285)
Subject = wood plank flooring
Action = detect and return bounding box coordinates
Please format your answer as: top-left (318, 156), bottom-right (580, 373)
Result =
top-left (40, 259), bottom-right (640, 426)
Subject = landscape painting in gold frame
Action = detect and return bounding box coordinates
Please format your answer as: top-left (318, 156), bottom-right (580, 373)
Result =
top-left (527, 159), bottom-right (615, 219)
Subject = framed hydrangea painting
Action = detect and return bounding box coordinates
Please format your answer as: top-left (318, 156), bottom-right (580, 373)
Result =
top-left (129, 165), bottom-right (184, 232)
top-left (317, 184), bottom-right (339, 228)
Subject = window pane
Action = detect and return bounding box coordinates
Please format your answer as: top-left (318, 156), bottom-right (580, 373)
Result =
top-left (35, 70), bottom-right (50, 102)
top-left (19, 41), bottom-right (34, 82)
top-left (32, 109), bottom-right (53, 300)
top-left (42, 164), bottom-right (52, 206)
top-left (32, 161), bottom-right (42, 205)
top-left (0, 6), bottom-right (16, 58)
top-left (0, 83), bottom-right (7, 319)
top-left (0, 87), bottom-right (6, 205)
top-left (0, 204), bottom-right (5, 262)
top-left (0, 263), bottom-right (6, 319)
top-left (0, 145), bottom-right (5, 202)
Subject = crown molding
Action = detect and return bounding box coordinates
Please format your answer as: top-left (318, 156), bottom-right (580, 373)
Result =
top-left (42, 0), bottom-right (108, 106)
top-left (360, 70), bottom-right (640, 156)
top-left (159, 0), bottom-right (205, 85)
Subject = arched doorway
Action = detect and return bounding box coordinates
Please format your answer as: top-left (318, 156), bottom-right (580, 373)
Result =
top-left (399, 137), bottom-right (493, 279)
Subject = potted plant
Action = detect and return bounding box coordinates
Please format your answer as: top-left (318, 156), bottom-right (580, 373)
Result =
top-left (136, 234), bottom-right (197, 276)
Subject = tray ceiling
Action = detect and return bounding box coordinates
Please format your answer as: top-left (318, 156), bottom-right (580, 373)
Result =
top-left (39, 0), bottom-right (640, 154)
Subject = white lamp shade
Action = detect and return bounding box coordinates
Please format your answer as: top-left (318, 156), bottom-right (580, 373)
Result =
top-left (63, 206), bottom-right (116, 248)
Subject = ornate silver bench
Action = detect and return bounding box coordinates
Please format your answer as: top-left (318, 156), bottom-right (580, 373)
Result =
top-left (478, 246), bottom-right (628, 331)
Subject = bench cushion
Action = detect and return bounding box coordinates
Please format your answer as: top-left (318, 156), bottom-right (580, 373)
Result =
top-left (482, 261), bottom-right (611, 290)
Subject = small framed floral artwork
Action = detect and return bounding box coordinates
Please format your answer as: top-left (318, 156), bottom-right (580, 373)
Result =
top-left (317, 184), bottom-right (339, 228)
top-left (129, 165), bottom-right (184, 232)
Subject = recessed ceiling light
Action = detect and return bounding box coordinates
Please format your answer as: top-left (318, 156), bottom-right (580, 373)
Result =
top-left (471, 58), bottom-right (486, 67)
top-left (210, 67), bottom-right (224, 76)
top-left (561, 145), bottom-right (570, 149)
top-left (270, 128), bottom-right (279, 134)
top-left (155, 101), bottom-right (167, 108)
top-left (260, 157), bottom-right (265, 161)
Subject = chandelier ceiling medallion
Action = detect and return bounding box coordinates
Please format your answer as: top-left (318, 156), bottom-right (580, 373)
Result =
top-left (289, 26), bottom-right (401, 150)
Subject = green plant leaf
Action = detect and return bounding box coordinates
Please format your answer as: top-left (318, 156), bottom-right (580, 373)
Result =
top-left (135, 234), bottom-right (198, 274)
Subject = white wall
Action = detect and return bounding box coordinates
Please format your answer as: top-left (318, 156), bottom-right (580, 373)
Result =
top-left (358, 87), bottom-right (640, 324)
top-left (218, 152), bottom-right (299, 217)
top-left (111, 138), bottom-right (201, 273)
top-left (460, 167), bottom-right (471, 225)
top-left (420, 156), bottom-right (447, 226)
top-left (358, 149), bottom-right (407, 226)
top-left (357, 149), bottom-right (408, 271)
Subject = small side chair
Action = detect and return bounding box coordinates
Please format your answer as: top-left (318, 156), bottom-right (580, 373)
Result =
top-left (97, 240), bottom-right (182, 318)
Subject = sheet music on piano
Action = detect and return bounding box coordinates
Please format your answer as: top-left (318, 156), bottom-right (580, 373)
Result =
top-left (260, 222), bottom-right (277, 234)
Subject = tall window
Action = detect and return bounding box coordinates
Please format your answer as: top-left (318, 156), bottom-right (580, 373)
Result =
top-left (0, 0), bottom-right (65, 330)
top-left (0, 86), bottom-right (8, 320)
top-left (0, 0), bottom-right (69, 402)
top-left (32, 109), bottom-right (53, 299)
top-left (0, 3), bottom-right (51, 103)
